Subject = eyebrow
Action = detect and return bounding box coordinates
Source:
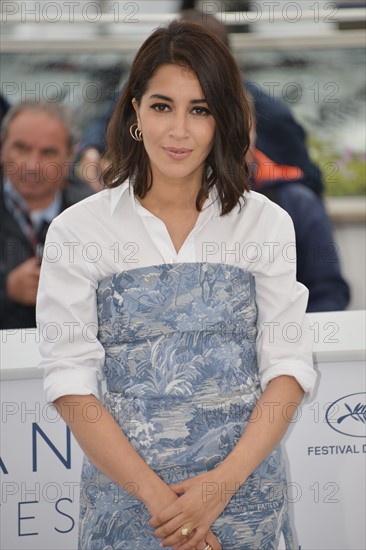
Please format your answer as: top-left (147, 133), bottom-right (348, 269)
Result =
top-left (13, 140), bottom-right (60, 155)
top-left (149, 94), bottom-right (207, 104)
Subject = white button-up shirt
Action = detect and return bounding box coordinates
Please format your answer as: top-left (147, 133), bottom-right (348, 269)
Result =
top-left (37, 181), bottom-right (316, 403)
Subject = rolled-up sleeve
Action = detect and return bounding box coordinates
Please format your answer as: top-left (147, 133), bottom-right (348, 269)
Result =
top-left (36, 218), bottom-right (105, 403)
top-left (254, 209), bottom-right (317, 398)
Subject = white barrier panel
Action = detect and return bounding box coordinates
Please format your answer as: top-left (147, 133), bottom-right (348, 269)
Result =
top-left (0, 378), bottom-right (82, 549)
top-left (283, 360), bottom-right (365, 549)
top-left (1, 311), bottom-right (365, 549)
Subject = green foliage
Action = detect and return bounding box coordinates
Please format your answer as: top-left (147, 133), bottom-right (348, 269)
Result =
top-left (308, 137), bottom-right (366, 196)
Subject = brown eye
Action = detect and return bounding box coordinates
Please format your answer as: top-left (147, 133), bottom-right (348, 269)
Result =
top-left (150, 103), bottom-right (170, 112)
top-left (191, 107), bottom-right (211, 116)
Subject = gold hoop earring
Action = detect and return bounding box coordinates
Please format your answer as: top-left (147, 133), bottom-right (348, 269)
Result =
top-left (129, 123), bottom-right (143, 142)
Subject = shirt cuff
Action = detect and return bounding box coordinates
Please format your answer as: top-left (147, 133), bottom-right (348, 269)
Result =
top-left (43, 366), bottom-right (101, 403)
top-left (259, 360), bottom-right (318, 401)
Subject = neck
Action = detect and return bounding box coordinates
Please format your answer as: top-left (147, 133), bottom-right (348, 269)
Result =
top-left (26, 192), bottom-right (58, 212)
top-left (140, 175), bottom-right (203, 214)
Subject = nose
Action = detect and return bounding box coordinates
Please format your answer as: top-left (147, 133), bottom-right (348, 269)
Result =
top-left (169, 111), bottom-right (189, 139)
top-left (25, 151), bottom-right (41, 171)
top-left (22, 152), bottom-right (42, 181)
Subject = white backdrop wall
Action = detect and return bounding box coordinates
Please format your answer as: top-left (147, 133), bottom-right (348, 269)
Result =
top-left (1, 311), bottom-right (365, 549)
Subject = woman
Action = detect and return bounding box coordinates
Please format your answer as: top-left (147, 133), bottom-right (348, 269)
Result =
top-left (37, 21), bottom-right (317, 550)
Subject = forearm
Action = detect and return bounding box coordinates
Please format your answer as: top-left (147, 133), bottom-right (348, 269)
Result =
top-left (219, 375), bottom-right (304, 486)
top-left (54, 394), bottom-right (174, 509)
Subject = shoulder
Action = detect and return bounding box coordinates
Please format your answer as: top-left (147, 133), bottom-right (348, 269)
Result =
top-left (217, 190), bottom-right (294, 245)
top-left (50, 184), bottom-right (128, 237)
top-left (54, 188), bottom-right (110, 225)
top-left (241, 189), bottom-right (290, 223)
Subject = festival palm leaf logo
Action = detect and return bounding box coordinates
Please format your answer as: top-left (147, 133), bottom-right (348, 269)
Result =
top-left (337, 402), bottom-right (366, 424)
top-left (326, 393), bottom-right (366, 437)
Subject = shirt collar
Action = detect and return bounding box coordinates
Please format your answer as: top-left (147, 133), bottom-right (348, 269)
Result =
top-left (109, 179), bottom-right (221, 221)
top-left (29, 192), bottom-right (62, 232)
top-left (4, 178), bottom-right (63, 230)
top-left (110, 180), bottom-right (132, 214)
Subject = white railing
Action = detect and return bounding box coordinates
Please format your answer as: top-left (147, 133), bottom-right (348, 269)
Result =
top-left (1, 4), bottom-right (365, 52)
top-left (1, 29), bottom-right (365, 52)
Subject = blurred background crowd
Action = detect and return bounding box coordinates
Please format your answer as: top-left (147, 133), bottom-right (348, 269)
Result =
top-left (1, 0), bottom-right (365, 329)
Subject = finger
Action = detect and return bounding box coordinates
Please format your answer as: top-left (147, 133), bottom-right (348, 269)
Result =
top-left (27, 257), bottom-right (38, 266)
top-left (29, 281), bottom-right (39, 294)
top-left (173, 537), bottom-right (207, 550)
top-left (149, 504), bottom-right (181, 528)
top-left (31, 259), bottom-right (41, 271)
top-left (205, 531), bottom-right (222, 550)
top-left (174, 527), bottom-right (207, 550)
top-left (160, 526), bottom-right (202, 548)
top-left (170, 482), bottom-right (186, 494)
top-left (30, 272), bottom-right (40, 282)
top-left (153, 514), bottom-right (185, 539)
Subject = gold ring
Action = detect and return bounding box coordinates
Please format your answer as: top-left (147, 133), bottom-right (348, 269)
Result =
top-left (180, 524), bottom-right (192, 537)
top-left (201, 545), bottom-right (213, 550)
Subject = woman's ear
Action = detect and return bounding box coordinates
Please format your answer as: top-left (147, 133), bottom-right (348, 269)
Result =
top-left (131, 98), bottom-right (140, 123)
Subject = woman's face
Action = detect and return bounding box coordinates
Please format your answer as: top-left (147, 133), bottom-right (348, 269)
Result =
top-left (132, 64), bottom-right (216, 188)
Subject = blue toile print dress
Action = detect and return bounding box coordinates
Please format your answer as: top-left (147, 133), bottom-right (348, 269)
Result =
top-left (38, 184), bottom-right (315, 550)
top-left (78, 263), bottom-right (293, 549)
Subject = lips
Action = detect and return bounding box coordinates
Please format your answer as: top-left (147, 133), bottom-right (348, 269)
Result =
top-left (162, 147), bottom-right (193, 160)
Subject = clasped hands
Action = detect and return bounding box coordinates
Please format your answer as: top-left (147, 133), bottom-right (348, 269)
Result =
top-left (149, 469), bottom-right (238, 550)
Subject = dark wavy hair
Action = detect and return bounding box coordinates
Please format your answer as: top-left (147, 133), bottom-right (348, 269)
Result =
top-left (104, 20), bottom-right (251, 215)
